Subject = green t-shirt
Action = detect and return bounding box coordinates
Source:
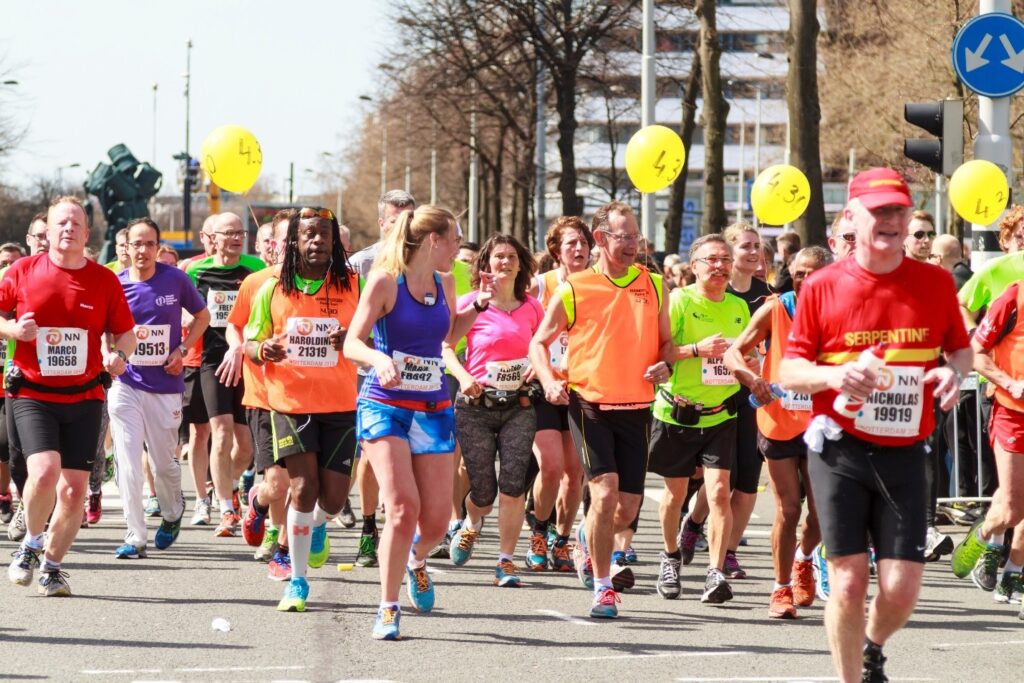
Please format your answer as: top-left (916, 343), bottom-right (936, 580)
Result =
top-left (652, 285), bottom-right (750, 429)
top-left (958, 251), bottom-right (1024, 313)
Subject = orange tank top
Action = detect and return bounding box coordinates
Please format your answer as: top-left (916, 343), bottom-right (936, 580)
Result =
top-left (566, 266), bottom-right (660, 404)
top-left (264, 273), bottom-right (359, 414)
top-left (992, 285), bottom-right (1024, 413)
top-left (756, 295), bottom-right (812, 441)
top-left (540, 269), bottom-right (570, 380)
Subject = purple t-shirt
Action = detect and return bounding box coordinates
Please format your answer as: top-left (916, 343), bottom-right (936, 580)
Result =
top-left (457, 292), bottom-right (543, 389)
top-left (118, 263), bottom-right (206, 394)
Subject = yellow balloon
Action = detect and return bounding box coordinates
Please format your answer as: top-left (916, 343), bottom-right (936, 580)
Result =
top-left (949, 160), bottom-right (1009, 224)
top-left (625, 125), bottom-right (686, 194)
top-left (200, 125), bottom-right (263, 194)
top-left (750, 165), bottom-right (811, 225)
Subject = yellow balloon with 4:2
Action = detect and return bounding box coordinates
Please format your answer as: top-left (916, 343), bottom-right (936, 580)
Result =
top-left (949, 159), bottom-right (1009, 224)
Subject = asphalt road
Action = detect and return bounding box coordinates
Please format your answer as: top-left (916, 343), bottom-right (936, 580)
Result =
top-left (2, 476), bottom-right (1022, 683)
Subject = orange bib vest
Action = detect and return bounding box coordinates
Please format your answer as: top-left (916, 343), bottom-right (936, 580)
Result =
top-left (264, 273), bottom-right (359, 414)
top-left (992, 285), bottom-right (1024, 414)
top-left (756, 295), bottom-right (811, 441)
top-left (540, 269), bottom-right (570, 381)
top-left (566, 266), bottom-right (660, 404)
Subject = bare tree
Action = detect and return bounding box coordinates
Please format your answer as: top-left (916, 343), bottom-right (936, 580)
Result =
top-left (787, 0), bottom-right (826, 245)
top-left (696, 0), bottom-right (727, 234)
top-left (664, 52), bottom-right (701, 255)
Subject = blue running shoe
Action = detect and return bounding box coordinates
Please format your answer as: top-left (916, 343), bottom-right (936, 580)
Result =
top-left (114, 543), bottom-right (146, 559)
top-left (277, 577), bottom-right (309, 612)
top-left (611, 550), bottom-right (626, 565)
top-left (449, 526), bottom-right (479, 567)
top-left (154, 515), bottom-right (182, 551)
top-left (308, 523), bottom-right (330, 569)
top-left (372, 605), bottom-right (402, 640)
top-left (525, 531), bottom-right (549, 571)
top-left (574, 524), bottom-right (593, 589)
top-left (406, 563), bottom-right (435, 613)
top-left (494, 559), bottom-right (523, 587)
top-left (624, 546), bottom-right (638, 564)
top-left (590, 586), bottom-right (620, 618)
top-left (811, 543), bottom-right (830, 601)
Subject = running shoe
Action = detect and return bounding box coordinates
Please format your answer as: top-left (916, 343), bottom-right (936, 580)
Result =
top-left (994, 570), bottom-right (1023, 604)
top-left (406, 563), bottom-right (435, 612)
top-left (494, 559), bottom-right (522, 587)
top-left (862, 647), bottom-right (888, 683)
top-left (372, 605), bottom-right (402, 640)
top-left (701, 567), bottom-right (733, 604)
top-left (215, 510), bottom-right (241, 538)
top-left (338, 498), bottom-right (356, 529)
top-left (256, 526), bottom-right (280, 562)
top-left (952, 520), bottom-right (990, 578)
top-left (86, 492), bottom-right (102, 525)
top-left (190, 497), bottom-right (211, 526)
top-left (239, 469), bottom-right (255, 502)
top-left (611, 558), bottom-right (635, 592)
top-left (811, 543), bottom-right (830, 601)
top-left (268, 549), bottom-right (292, 581)
top-left (724, 550), bottom-right (747, 579)
top-left (242, 487), bottom-right (266, 546)
top-left (678, 515), bottom-right (700, 566)
top-left (38, 568), bottom-right (71, 597)
top-left (695, 528), bottom-right (709, 553)
top-left (356, 528), bottom-right (379, 568)
top-left (104, 452), bottom-right (115, 483)
top-left (656, 552), bottom-right (681, 600)
top-left (7, 499), bottom-right (25, 542)
top-left (971, 548), bottom-right (1000, 592)
top-left (429, 526), bottom-right (455, 560)
top-left (449, 526), bottom-right (480, 567)
top-left (549, 537), bottom-right (574, 572)
top-left (589, 586), bottom-right (620, 619)
top-left (144, 496), bottom-right (161, 518)
top-left (0, 493), bottom-right (13, 524)
top-left (624, 546), bottom-right (638, 564)
top-left (611, 549), bottom-right (626, 566)
top-left (525, 531), bottom-right (549, 571)
top-left (231, 488), bottom-right (242, 514)
top-left (868, 546), bottom-right (877, 577)
top-left (924, 525), bottom-right (953, 562)
top-left (277, 576), bottom-right (309, 612)
top-left (308, 523), bottom-right (330, 569)
top-left (8, 546), bottom-right (40, 586)
top-left (114, 543), bottom-right (147, 559)
top-left (574, 525), bottom-right (593, 589)
top-left (791, 559), bottom-right (815, 607)
top-left (154, 515), bottom-right (182, 550)
top-left (768, 585), bottom-right (797, 619)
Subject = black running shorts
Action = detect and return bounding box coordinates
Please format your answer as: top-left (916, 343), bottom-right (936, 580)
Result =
top-left (248, 407), bottom-right (278, 474)
top-left (199, 365), bottom-right (245, 424)
top-left (10, 398), bottom-right (104, 472)
top-left (758, 431), bottom-right (807, 461)
top-left (647, 417), bottom-right (737, 478)
top-left (535, 393), bottom-right (571, 433)
top-left (730, 396), bottom-right (762, 494)
top-left (567, 393), bottom-right (649, 495)
top-left (271, 411), bottom-right (357, 475)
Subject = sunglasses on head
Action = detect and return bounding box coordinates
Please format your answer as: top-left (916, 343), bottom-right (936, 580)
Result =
top-left (299, 207), bottom-right (335, 221)
top-left (912, 230), bottom-right (936, 240)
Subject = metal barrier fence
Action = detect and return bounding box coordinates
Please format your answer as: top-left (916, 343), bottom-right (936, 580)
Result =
top-left (937, 372), bottom-right (992, 504)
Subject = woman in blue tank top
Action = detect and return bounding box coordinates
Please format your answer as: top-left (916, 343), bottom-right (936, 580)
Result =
top-left (344, 205), bottom-right (492, 641)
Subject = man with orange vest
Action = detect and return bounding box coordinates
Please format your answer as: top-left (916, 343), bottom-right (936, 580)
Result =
top-left (529, 201), bottom-right (673, 619)
top-left (724, 245), bottom-right (832, 619)
top-left (955, 279), bottom-right (1024, 617)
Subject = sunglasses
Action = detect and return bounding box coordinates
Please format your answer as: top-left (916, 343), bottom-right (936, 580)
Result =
top-left (912, 230), bottom-right (936, 240)
top-left (299, 207), bottom-right (335, 221)
top-left (838, 232), bottom-right (856, 244)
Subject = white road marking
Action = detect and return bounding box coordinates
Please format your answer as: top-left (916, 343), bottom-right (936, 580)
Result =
top-left (562, 650), bottom-right (752, 662)
top-left (675, 678), bottom-right (935, 682)
top-left (643, 487), bottom-right (761, 519)
top-left (176, 666), bottom-right (308, 673)
top-left (933, 639), bottom-right (1024, 649)
top-left (83, 670), bottom-right (161, 675)
top-left (536, 608), bottom-right (597, 626)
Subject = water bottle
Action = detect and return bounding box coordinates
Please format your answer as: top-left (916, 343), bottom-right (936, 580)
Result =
top-left (748, 383), bottom-right (786, 408)
top-left (832, 342), bottom-right (887, 418)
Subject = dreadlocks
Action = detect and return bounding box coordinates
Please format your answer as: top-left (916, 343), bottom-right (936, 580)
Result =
top-left (279, 208), bottom-right (352, 296)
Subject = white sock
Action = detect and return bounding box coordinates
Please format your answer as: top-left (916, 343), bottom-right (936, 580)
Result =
top-left (593, 576), bottom-right (613, 594)
top-left (498, 552), bottom-right (513, 563)
top-left (379, 600), bottom-right (399, 610)
top-left (1004, 559), bottom-right (1022, 574)
top-left (467, 516), bottom-right (483, 532)
top-left (773, 582), bottom-right (791, 591)
top-left (312, 503), bottom-right (327, 527)
top-left (408, 557), bottom-right (425, 570)
top-left (288, 507), bottom-right (314, 579)
top-left (23, 533), bottom-right (45, 551)
top-left (220, 498), bottom-right (235, 514)
top-left (795, 547), bottom-right (813, 562)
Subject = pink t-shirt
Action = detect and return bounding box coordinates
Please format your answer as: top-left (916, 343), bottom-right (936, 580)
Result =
top-left (458, 292), bottom-right (544, 389)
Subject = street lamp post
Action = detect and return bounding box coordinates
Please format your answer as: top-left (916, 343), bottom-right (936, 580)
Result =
top-left (183, 39), bottom-right (193, 234)
top-left (152, 83), bottom-right (158, 162)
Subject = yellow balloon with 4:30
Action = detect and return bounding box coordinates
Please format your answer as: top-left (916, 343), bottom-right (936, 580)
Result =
top-left (625, 125), bottom-right (686, 193)
top-left (949, 159), bottom-right (1009, 224)
top-left (200, 124), bottom-right (263, 194)
top-left (750, 165), bottom-right (811, 225)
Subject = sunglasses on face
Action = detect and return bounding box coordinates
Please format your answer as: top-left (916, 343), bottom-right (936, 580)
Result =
top-left (912, 230), bottom-right (936, 240)
top-left (836, 232), bottom-right (855, 244)
top-left (299, 207), bottom-right (335, 221)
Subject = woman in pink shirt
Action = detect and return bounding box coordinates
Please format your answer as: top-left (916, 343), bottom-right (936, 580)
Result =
top-left (443, 234), bottom-right (542, 587)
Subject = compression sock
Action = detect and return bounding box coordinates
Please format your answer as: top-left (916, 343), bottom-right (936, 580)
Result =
top-left (288, 508), bottom-right (314, 579)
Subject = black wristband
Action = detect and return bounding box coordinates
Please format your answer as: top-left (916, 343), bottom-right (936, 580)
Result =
top-left (473, 299), bottom-right (489, 313)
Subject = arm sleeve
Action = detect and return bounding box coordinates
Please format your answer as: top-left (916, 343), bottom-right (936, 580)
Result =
top-left (974, 283), bottom-right (1019, 352)
top-left (784, 278), bottom-right (820, 361)
top-left (244, 277), bottom-right (278, 343)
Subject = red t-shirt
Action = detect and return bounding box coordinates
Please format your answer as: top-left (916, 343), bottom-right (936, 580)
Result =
top-left (0, 254), bottom-right (136, 402)
top-left (785, 256), bottom-right (969, 447)
top-left (974, 281), bottom-right (1021, 351)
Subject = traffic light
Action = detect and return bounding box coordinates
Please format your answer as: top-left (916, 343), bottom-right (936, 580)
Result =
top-left (903, 99), bottom-right (964, 176)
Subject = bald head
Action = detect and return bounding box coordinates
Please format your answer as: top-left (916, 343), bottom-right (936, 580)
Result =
top-left (930, 234), bottom-right (963, 273)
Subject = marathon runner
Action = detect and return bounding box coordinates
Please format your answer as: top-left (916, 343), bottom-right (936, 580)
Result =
top-left (105, 227), bottom-right (131, 272)
top-left (108, 218), bottom-right (209, 558)
top-left (444, 234), bottom-right (541, 587)
top-left (779, 168), bottom-right (971, 682)
top-left (725, 245), bottom-right (833, 617)
top-left (4, 196), bottom-right (136, 597)
top-left (528, 201), bottom-right (672, 619)
top-left (344, 205), bottom-right (466, 640)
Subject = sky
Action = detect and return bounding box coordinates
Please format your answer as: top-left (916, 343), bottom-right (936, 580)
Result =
top-left (0, 1), bottom-right (391, 197)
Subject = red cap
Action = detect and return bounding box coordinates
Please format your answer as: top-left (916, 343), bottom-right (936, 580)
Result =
top-left (848, 168), bottom-right (913, 210)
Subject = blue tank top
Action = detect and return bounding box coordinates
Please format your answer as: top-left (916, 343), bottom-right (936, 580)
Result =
top-left (361, 272), bottom-right (451, 404)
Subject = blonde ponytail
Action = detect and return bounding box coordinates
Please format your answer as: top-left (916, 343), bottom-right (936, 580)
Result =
top-left (371, 205), bottom-right (456, 276)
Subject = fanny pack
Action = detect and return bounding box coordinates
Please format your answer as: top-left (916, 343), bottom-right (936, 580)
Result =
top-left (463, 383), bottom-right (538, 410)
top-left (659, 388), bottom-right (740, 426)
top-left (4, 366), bottom-right (112, 396)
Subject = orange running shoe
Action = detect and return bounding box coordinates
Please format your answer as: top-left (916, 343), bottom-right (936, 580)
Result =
top-left (792, 559), bottom-right (815, 607)
top-left (768, 585), bottom-right (797, 619)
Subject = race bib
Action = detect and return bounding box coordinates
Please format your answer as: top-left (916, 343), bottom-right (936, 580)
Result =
top-left (284, 317), bottom-right (339, 368)
top-left (853, 366), bottom-right (924, 438)
top-left (483, 358), bottom-right (530, 391)
top-left (548, 331), bottom-right (568, 372)
top-left (393, 351), bottom-right (443, 392)
top-left (130, 324), bottom-right (171, 367)
top-left (781, 390), bottom-right (812, 412)
top-left (37, 327), bottom-right (87, 377)
top-left (207, 290), bottom-right (238, 328)
top-left (701, 339), bottom-right (737, 386)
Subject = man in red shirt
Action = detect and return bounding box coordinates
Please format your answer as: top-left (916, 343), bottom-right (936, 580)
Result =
top-left (780, 168), bottom-right (972, 682)
top-left (3, 196), bottom-right (136, 597)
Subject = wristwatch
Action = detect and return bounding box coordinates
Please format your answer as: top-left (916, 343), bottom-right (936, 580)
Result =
top-left (177, 343), bottom-right (188, 356)
top-left (473, 299), bottom-right (490, 313)
top-left (115, 349), bottom-right (128, 362)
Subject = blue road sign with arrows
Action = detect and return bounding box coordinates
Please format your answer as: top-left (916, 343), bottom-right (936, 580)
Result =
top-left (953, 13), bottom-right (1024, 98)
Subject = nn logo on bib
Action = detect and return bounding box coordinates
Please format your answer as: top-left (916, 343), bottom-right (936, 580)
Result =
top-left (295, 319), bottom-right (314, 336)
top-left (135, 327), bottom-right (151, 340)
top-left (45, 329), bottom-right (63, 345)
top-left (212, 292), bottom-right (228, 305)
